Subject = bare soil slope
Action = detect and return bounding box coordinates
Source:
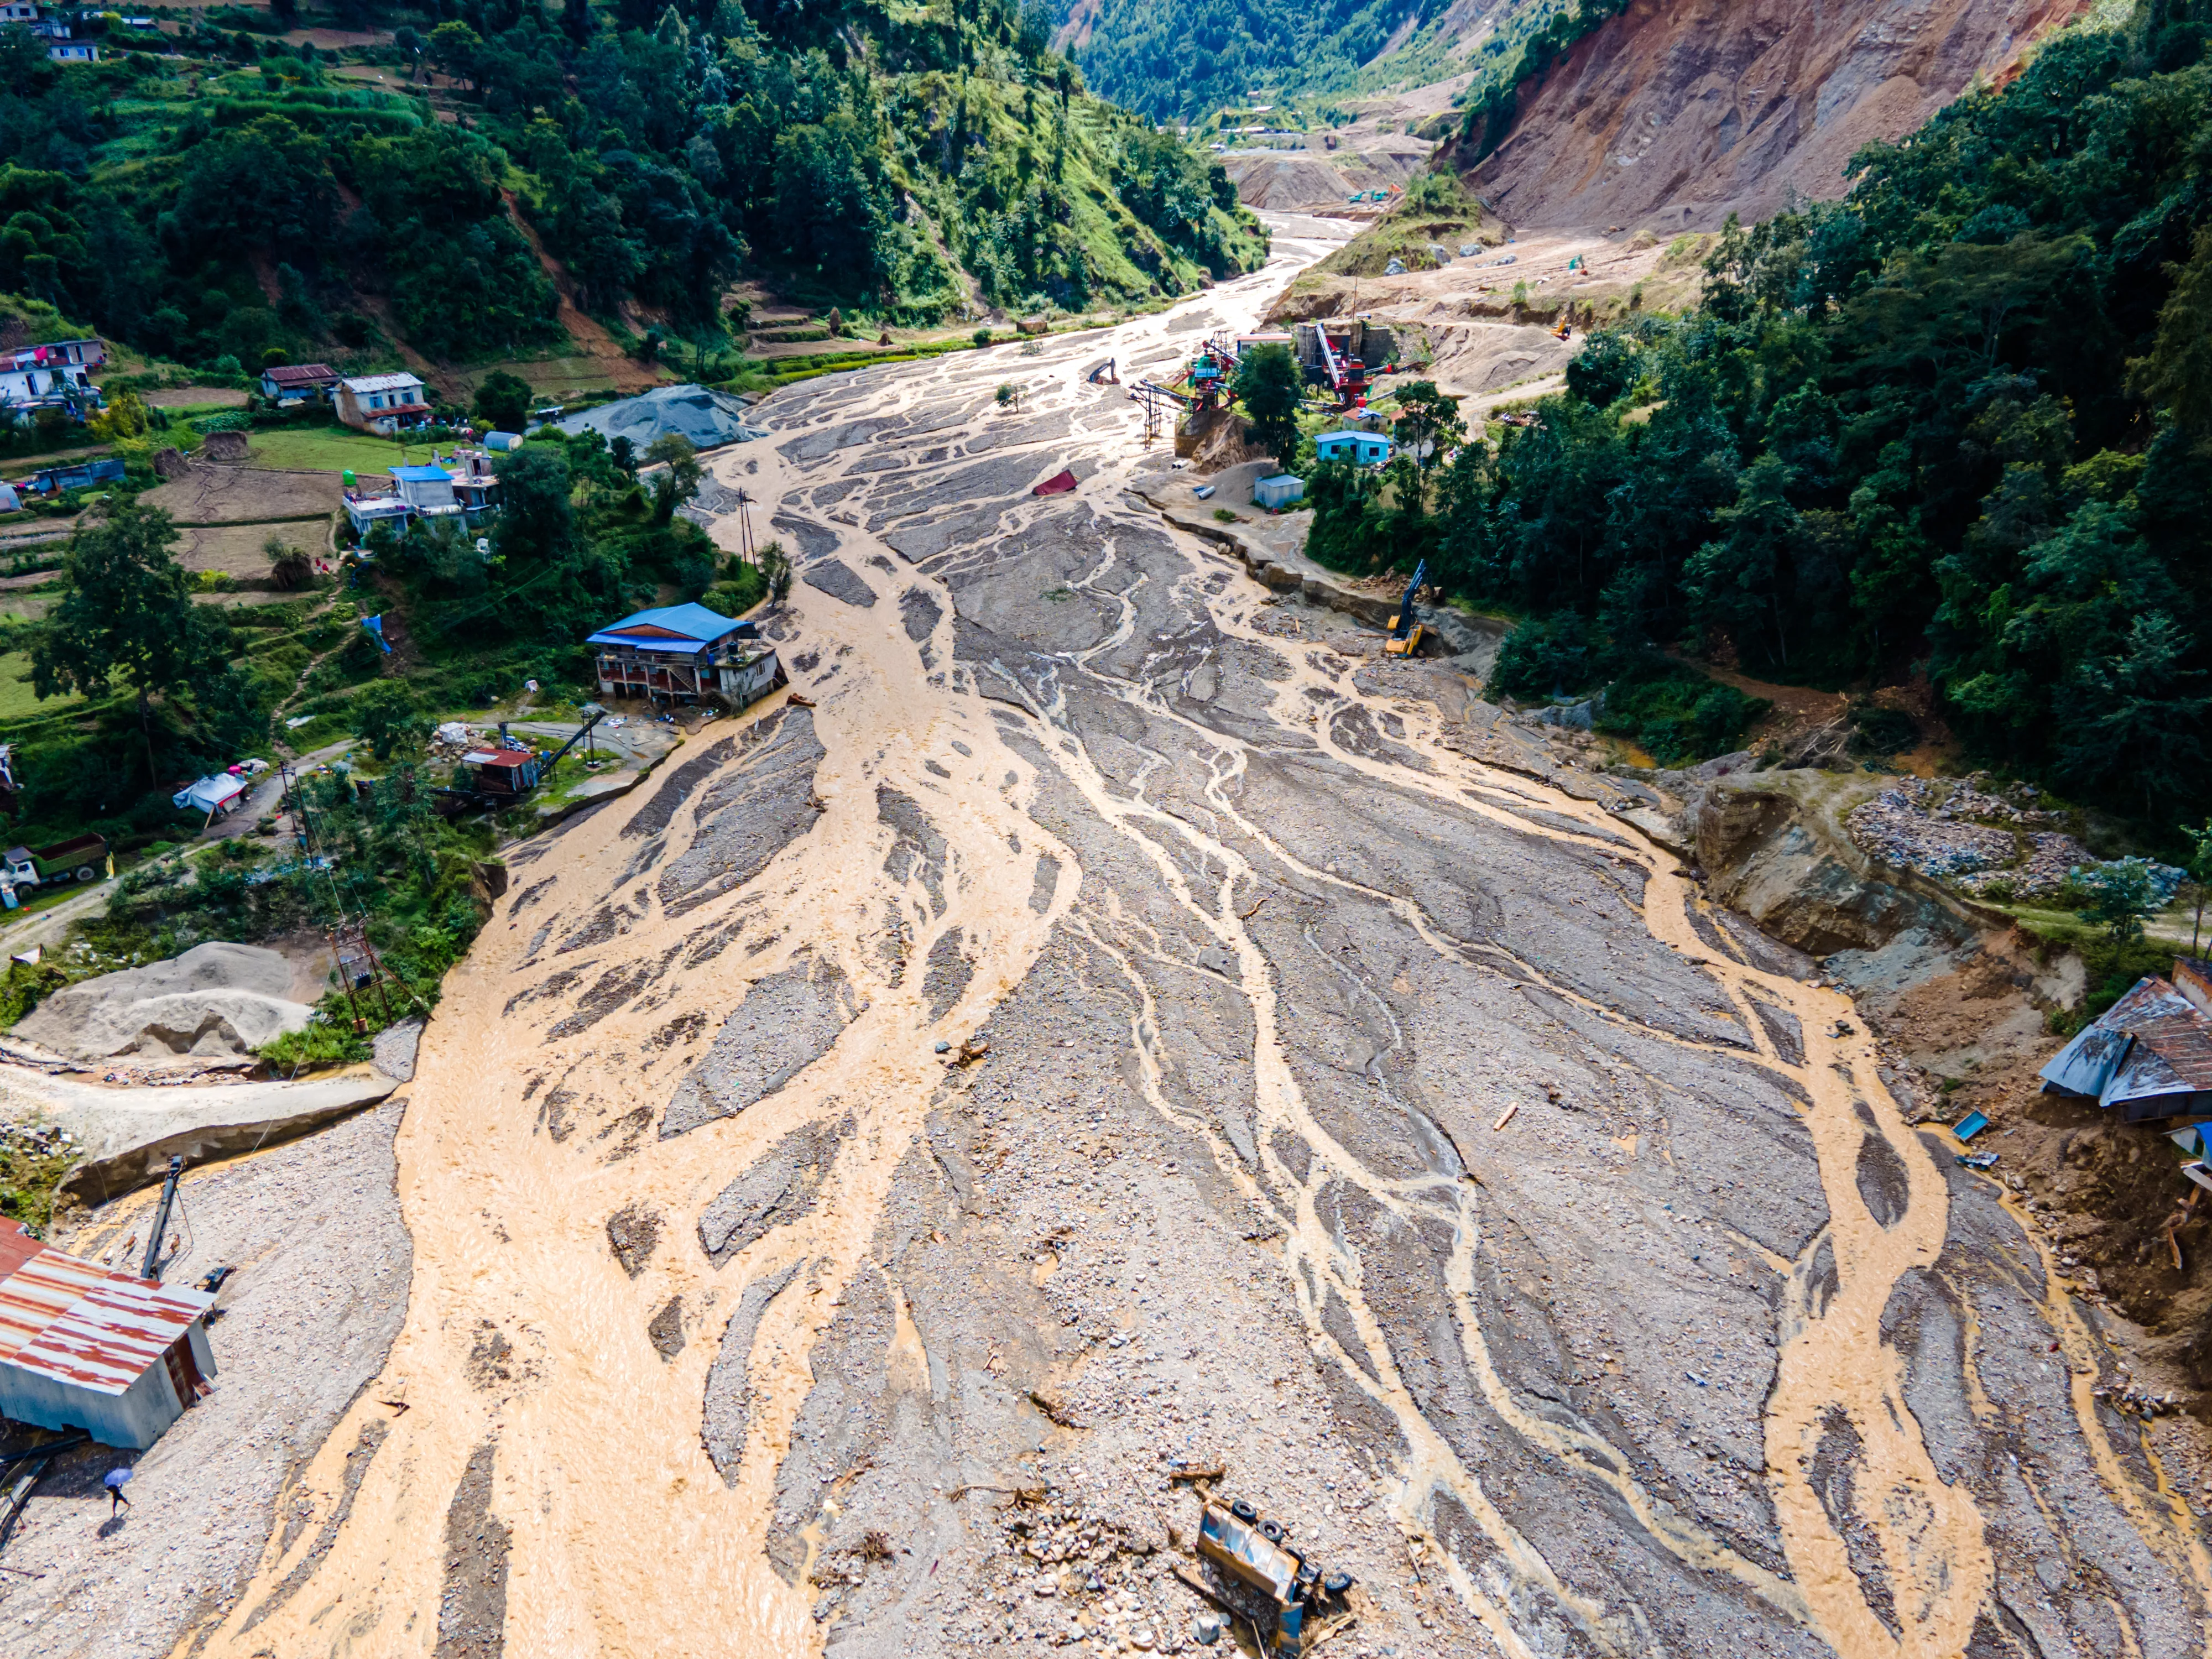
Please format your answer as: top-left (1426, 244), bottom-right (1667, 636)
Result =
top-left (1460, 0), bottom-right (2090, 232)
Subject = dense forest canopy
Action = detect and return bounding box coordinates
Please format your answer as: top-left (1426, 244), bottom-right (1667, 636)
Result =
top-left (1061, 0), bottom-right (1451, 124)
top-left (0, 0), bottom-right (1262, 372)
top-left (1307, 0), bottom-right (2212, 830)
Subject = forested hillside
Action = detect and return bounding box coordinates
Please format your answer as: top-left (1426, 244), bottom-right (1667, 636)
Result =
top-left (1062, 0), bottom-right (1556, 126)
top-left (1311, 0), bottom-right (2212, 828)
top-left (0, 0), bottom-right (1261, 372)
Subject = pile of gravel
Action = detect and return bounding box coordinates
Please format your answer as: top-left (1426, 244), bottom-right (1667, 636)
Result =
top-left (15, 942), bottom-right (314, 1060)
top-left (550, 384), bottom-right (764, 452)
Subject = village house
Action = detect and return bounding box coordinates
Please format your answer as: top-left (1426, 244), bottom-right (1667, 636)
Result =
top-left (588, 603), bottom-right (784, 707)
top-left (1313, 429), bottom-right (1395, 467)
top-left (0, 3), bottom-right (38, 24)
top-left (335, 371), bottom-right (430, 435)
top-left (45, 39), bottom-right (92, 59)
top-left (342, 448), bottom-right (501, 537)
top-left (0, 1219), bottom-right (217, 1450)
top-left (0, 336), bottom-right (104, 423)
top-left (259, 362), bottom-right (340, 405)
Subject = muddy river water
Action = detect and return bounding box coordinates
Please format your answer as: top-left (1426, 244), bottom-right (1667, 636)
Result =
top-left (187, 222), bottom-right (2212, 1659)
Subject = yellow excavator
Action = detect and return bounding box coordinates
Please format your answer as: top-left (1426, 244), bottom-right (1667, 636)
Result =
top-left (1383, 560), bottom-right (1427, 658)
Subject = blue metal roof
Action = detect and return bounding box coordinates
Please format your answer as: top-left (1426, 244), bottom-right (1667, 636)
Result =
top-left (586, 602), bottom-right (745, 652)
top-left (390, 464), bottom-right (452, 482)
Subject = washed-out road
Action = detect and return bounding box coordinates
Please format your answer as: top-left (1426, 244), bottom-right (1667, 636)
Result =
top-left (183, 220), bottom-right (2212, 1659)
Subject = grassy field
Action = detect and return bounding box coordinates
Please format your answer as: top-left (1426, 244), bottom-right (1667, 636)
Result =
top-left (0, 652), bottom-right (81, 722)
top-left (445, 356), bottom-right (639, 403)
top-left (243, 427), bottom-right (437, 474)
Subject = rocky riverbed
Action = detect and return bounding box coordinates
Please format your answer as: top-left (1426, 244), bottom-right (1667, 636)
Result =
top-left (170, 224), bottom-right (2212, 1659)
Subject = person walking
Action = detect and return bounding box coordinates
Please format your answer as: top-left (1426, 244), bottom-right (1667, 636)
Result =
top-left (103, 1467), bottom-right (131, 1517)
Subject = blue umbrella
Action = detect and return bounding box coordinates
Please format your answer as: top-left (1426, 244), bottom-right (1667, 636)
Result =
top-left (103, 1468), bottom-right (131, 1490)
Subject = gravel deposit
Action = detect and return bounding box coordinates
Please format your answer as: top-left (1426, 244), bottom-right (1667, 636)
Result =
top-left (16, 943), bottom-right (313, 1062)
top-left (550, 384), bottom-right (763, 452)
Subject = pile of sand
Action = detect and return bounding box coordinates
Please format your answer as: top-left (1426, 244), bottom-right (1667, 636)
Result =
top-left (550, 384), bottom-right (763, 452)
top-left (16, 942), bottom-right (316, 1061)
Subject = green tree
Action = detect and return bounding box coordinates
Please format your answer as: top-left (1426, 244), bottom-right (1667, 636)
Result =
top-left (351, 680), bottom-right (425, 760)
top-left (2184, 818), bottom-right (2212, 953)
top-left (1232, 341), bottom-right (1302, 464)
top-left (644, 432), bottom-right (702, 525)
top-left (491, 447), bottom-right (576, 562)
top-left (427, 20), bottom-right (483, 88)
top-left (29, 503), bottom-right (234, 779)
top-left (2075, 858), bottom-right (2160, 943)
top-left (759, 539), bottom-right (792, 604)
top-left (473, 370), bottom-right (533, 435)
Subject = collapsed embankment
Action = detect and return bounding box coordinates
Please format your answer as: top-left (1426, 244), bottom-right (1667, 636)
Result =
top-left (1641, 757), bottom-right (2212, 1417)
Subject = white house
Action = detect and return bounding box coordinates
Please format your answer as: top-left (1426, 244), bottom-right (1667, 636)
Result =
top-left (0, 339), bottom-right (102, 423)
top-left (46, 40), bottom-right (93, 60)
top-left (0, 3), bottom-right (39, 24)
top-left (335, 372), bottom-right (430, 435)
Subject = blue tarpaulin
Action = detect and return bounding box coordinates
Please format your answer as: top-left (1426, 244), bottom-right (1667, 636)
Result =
top-left (1954, 1110), bottom-right (1990, 1141)
top-left (361, 615), bottom-right (391, 654)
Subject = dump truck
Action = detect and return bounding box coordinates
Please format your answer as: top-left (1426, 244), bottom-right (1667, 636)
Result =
top-left (1, 833), bottom-right (111, 901)
top-left (1195, 1496), bottom-right (1354, 1656)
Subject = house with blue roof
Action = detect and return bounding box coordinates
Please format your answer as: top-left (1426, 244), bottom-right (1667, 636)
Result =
top-left (588, 603), bottom-right (785, 708)
top-left (1314, 429), bottom-right (1395, 467)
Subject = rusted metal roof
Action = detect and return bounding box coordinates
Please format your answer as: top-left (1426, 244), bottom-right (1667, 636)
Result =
top-left (0, 1221), bottom-right (212, 1395)
top-left (462, 750), bottom-right (533, 770)
top-left (2041, 974), bottom-right (2212, 1119)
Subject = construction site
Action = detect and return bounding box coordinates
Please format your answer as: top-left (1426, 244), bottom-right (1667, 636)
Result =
top-left (0, 205), bottom-right (2199, 1659)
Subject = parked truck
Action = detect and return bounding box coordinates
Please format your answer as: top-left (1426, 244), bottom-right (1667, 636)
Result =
top-left (0, 833), bottom-right (111, 905)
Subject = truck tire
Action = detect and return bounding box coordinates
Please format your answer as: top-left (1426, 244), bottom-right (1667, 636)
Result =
top-left (74, 867), bottom-right (95, 884)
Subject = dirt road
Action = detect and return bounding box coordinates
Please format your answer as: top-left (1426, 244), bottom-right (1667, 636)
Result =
top-left (182, 225), bottom-right (2212, 1659)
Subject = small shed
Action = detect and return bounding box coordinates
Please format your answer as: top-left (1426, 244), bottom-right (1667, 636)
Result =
top-left (1314, 430), bottom-right (1395, 468)
top-left (0, 1220), bottom-right (217, 1450)
top-left (1253, 474), bottom-right (1305, 509)
top-left (460, 746), bottom-right (544, 797)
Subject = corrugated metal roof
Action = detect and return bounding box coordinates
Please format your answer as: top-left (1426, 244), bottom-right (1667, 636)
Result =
top-left (463, 750), bottom-right (534, 769)
top-left (0, 1221), bottom-right (211, 1396)
top-left (389, 465), bottom-right (452, 482)
top-left (341, 373), bottom-right (425, 394)
top-left (2040, 977), bottom-right (2188, 1096)
top-left (264, 363), bottom-right (337, 384)
top-left (586, 602), bottom-right (742, 651)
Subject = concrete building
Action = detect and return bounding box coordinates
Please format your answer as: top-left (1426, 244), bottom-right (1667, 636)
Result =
top-left (335, 372), bottom-right (430, 435)
top-left (0, 1220), bottom-right (216, 1449)
top-left (588, 603), bottom-right (782, 707)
